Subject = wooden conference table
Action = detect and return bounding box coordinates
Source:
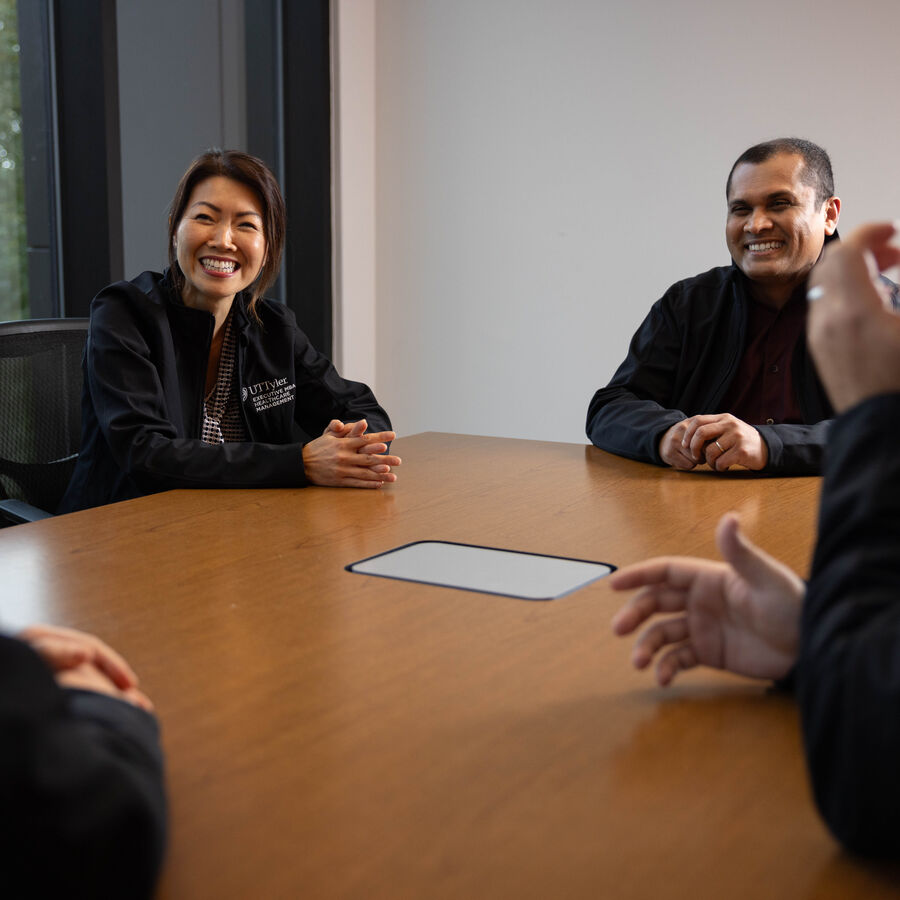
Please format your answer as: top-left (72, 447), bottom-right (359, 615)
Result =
top-left (2, 432), bottom-right (899, 899)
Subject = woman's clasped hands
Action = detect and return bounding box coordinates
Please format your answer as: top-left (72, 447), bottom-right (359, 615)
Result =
top-left (302, 419), bottom-right (401, 488)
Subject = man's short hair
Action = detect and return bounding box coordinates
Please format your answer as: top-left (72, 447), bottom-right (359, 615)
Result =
top-left (726, 138), bottom-right (835, 207)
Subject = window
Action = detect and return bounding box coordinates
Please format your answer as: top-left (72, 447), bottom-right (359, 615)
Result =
top-left (0, 0), bottom-right (27, 320)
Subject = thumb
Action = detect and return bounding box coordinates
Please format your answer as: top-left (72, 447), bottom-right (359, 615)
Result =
top-left (843, 221), bottom-right (900, 272)
top-left (812, 241), bottom-right (885, 317)
top-left (715, 513), bottom-right (781, 588)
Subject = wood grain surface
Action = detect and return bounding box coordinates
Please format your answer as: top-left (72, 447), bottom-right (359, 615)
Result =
top-left (3, 432), bottom-right (898, 899)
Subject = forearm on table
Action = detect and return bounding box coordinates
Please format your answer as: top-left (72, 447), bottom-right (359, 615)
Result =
top-left (587, 388), bottom-right (685, 464)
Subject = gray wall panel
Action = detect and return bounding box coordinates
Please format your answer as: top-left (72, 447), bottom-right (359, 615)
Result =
top-left (116, 0), bottom-right (246, 278)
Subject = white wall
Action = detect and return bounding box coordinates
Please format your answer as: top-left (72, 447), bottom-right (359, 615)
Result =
top-left (333, 0), bottom-right (377, 384)
top-left (335, 0), bottom-right (900, 443)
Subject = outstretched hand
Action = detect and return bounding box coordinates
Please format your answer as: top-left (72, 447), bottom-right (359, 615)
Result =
top-left (302, 419), bottom-right (401, 488)
top-left (609, 514), bottom-right (804, 685)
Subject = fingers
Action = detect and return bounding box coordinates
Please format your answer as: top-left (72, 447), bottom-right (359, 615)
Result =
top-left (655, 643), bottom-right (699, 686)
top-left (323, 419), bottom-right (348, 437)
top-left (808, 230), bottom-right (900, 413)
top-left (19, 624), bottom-right (139, 690)
top-left (699, 434), bottom-right (728, 468)
top-left (341, 450), bottom-right (401, 482)
top-left (715, 512), bottom-right (744, 561)
top-left (334, 454), bottom-right (399, 485)
top-left (338, 475), bottom-right (394, 489)
top-left (810, 237), bottom-right (892, 317)
top-left (680, 415), bottom-right (718, 460)
top-left (704, 436), bottom-right (743, 471)
top-left (681, 415), bottom-right (745, 468)
top-left (631, 616), bottom-right (689, 668)
top-left (56, 663), bottom-right (154, 711)
top-left (358, 452), bottom-right (402, 467)
top-left (341, 467), bottom-right (395, 483)
top-left (705, 441), bottom-right (731, 471)
top-left (687, 417), bottom-right (730, 463)
top-left (841, 221), bottom-right (900, 272)
top-left (623, 614), bottom-right (699, 686)
top-left (610, 557), bottom-right (725, 634)
top-left (89, 640), bottom-right (141, 691)
top-left (679, 415), bottom-right (767, 471)
top-left (79, 630), bottom-right (139, 690)
top-left (122, 688), bottom-right (155, 712)
top-left (658, 422), bottom-right (699, 469)
top-left (303, 427), bottom-right (400, 488)
top-left (609, 556), bottom-right (720, 593)
top-left (349, 430), bottom-right (395, 450)
top-left (323, 419), bottom-right (370, 439)
top-left (611, 582), bottom-right (690, 635)
top-left (608, 558), bottom-right (680, 592)
top-left (25, 635), bottom-right (90, 670)
top-left (611, 587), bottom-right (661, 635)
top-left (669, 449), bottom-right (698, 470)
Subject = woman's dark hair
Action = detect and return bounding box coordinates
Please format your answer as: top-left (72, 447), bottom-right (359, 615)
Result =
top-left (167, 149), bottom-right (286, 320)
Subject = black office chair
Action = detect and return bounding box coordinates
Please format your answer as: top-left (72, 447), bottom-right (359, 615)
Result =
top-left (0, 318), bottom-right (88, 526)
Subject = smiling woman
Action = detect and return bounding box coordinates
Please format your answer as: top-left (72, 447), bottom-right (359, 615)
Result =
top-left (175, 177), bottom-right (268, 311)
top-left (58, 150), bottom-right (399, 513)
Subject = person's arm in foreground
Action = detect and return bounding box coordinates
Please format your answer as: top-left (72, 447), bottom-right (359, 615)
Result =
top-left (0, 625), bottom-right (166, 898)
top-left (611, 224), bottom-right (900, 857)
top-left (798, 222), bottom-right (900, 856)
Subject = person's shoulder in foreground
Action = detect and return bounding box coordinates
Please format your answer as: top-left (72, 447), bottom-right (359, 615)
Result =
top-left (797, 225), bottom-right (900, 855)
top-left (586, 136), bottom-right (848, 476)
top-left (608, 222), bottom-right (900, 857)
top-left (0, 624), bottom-right (166, 898)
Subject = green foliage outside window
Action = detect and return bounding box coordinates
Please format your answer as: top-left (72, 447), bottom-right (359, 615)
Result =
top-left (0, 0), bottom-right (27, 322)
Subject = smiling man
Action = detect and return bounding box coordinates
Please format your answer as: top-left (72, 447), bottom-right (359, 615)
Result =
top-left (585, 138), bottom-right (888, 475)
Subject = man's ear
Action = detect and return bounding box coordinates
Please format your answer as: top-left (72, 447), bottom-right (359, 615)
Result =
top-left (824, 196), bottom-right (841, 236)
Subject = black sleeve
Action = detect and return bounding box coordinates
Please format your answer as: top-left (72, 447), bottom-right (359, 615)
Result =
top-left (756, 420), bottom-right (831, 475)
top-left (585, 294), bottom-right (689, 465)
top-left (0, 636), bottom-right (166, 898)
top-left (796, 393), bottom-right (900, 856)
